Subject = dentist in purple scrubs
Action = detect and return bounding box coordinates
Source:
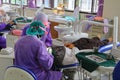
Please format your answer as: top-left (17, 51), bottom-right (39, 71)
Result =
top-left (0, 20), bottom-right (16, 49)
top-left (14, 21), bottom-right (62, 80)
top-left (0, 23), bottom-right (6, 49)
top-left (22, 12), bottom-right (52, 47)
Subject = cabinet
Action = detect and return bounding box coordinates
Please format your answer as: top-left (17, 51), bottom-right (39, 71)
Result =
top-left (48, 16), bottom-right (68, 39)
top-left (49, 21), bottom-right (59, 39)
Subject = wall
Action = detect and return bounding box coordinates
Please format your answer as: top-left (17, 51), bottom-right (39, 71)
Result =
top-left (103, 0), bottom-right (120, 41)
top-left (10, 3), bottom-right (118, 40)
top-left (22, 7), bottom-right (109, 39)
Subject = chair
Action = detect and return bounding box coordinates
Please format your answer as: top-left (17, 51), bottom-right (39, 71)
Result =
top-left (59, 62), bottom-right (81, 80)
top-left (113, 61), bottom-right (120, 80)
top-left (4, 66), bottom-right (37, 80)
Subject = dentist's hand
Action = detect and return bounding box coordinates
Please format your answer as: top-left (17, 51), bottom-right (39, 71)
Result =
top-left (47, 47), bottom-right (52, 54)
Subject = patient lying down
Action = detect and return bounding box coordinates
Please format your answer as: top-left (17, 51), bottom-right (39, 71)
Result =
top-left (52, 36), bottom-right (112, 68)
top-left (52, 37), bottom-right (112, 80)
top-left (64, 36), bottom-right (113, 50)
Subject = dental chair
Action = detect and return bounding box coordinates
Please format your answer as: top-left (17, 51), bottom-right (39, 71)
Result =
top-left (59, 62), bottom-right (81, 80)
top-left (113, 60), bottom-right (120, 80)
top-left (4, 66), bottom-right (37, 80)
top-left (75, 17), bottom-right (119, 80)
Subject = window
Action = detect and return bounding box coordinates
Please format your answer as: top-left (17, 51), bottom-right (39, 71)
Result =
top-left (16, 0), bottom-right (21, 5)
top-left (78, 0), bottom-right (99, 13)
top-left (42, 0), bottom-right (99, 13)
top-left (93, 0), bottom-right (99, 13)
top-left (11, 0), bottom-right (16, 4)
top-left (53, 0), bottom-right (75, 10)
top-left (55, 0), bottom-right (98, 13)
top-left (67, 0), bottom-right (75, 10)
top-left (36, 0), bottom-right (43, 7)
top-left (2, 0), bottom-right (99, 14)
top-left (2, 0), bottom-right (9, 3)
top-left (44, 0), bottom-right (51, 8)
top-left (2, 0), bottom-right (27, 5)
top-left (23, 0), bottom-right (28, 5)
top-left (16, 0), bottom-right (27, 5)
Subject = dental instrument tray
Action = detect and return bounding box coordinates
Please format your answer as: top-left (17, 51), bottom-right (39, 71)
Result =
top-left (85, 54), bottom-right (106, 63)
top-left (76, 52), bottom-right (116, 72)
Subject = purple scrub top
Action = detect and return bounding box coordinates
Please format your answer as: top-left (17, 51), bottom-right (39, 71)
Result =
top-left (14, 36), bottom-right (62, 80)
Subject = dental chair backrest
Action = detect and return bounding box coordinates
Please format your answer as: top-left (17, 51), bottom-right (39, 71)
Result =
top-left (111, 48), bottom-right (120, 60)
top-left (4, 66), bottom-right (37, 80)
top-left (113, 60), bottom-right (120, 80)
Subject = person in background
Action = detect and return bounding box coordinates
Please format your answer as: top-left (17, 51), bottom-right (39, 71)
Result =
top-left (14, 21), bottom-right (62, 80)
top-left (0, 8), bottom-right (6, 49)
top-left (22, 11), bottom-right (52, 47)
top-left (0, 8), bottom-right (16, 50)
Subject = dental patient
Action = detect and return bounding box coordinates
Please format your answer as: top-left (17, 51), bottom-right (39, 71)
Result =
top-left (14, 21), bottom-right (62, 80)
top-left (51, 36), bottom-right (113, 80)
top-left (65, 36), bottom-right (113, 50)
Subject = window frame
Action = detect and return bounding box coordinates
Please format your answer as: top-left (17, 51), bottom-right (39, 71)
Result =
top-left (41, 0), bottom-right (98, 14)
top-left (1, 0), bottom-right (98, 14)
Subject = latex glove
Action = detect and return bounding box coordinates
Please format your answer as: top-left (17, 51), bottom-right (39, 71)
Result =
top-left (47, 47), bottom-right (52, 54)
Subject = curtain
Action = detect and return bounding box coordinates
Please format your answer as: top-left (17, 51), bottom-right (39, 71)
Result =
top-left (0, 0), bottom-right (1, 5)
top-left (28, 0), bottom-right (36, 8)
top-left (97, 0), bottom-right (104, 17)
